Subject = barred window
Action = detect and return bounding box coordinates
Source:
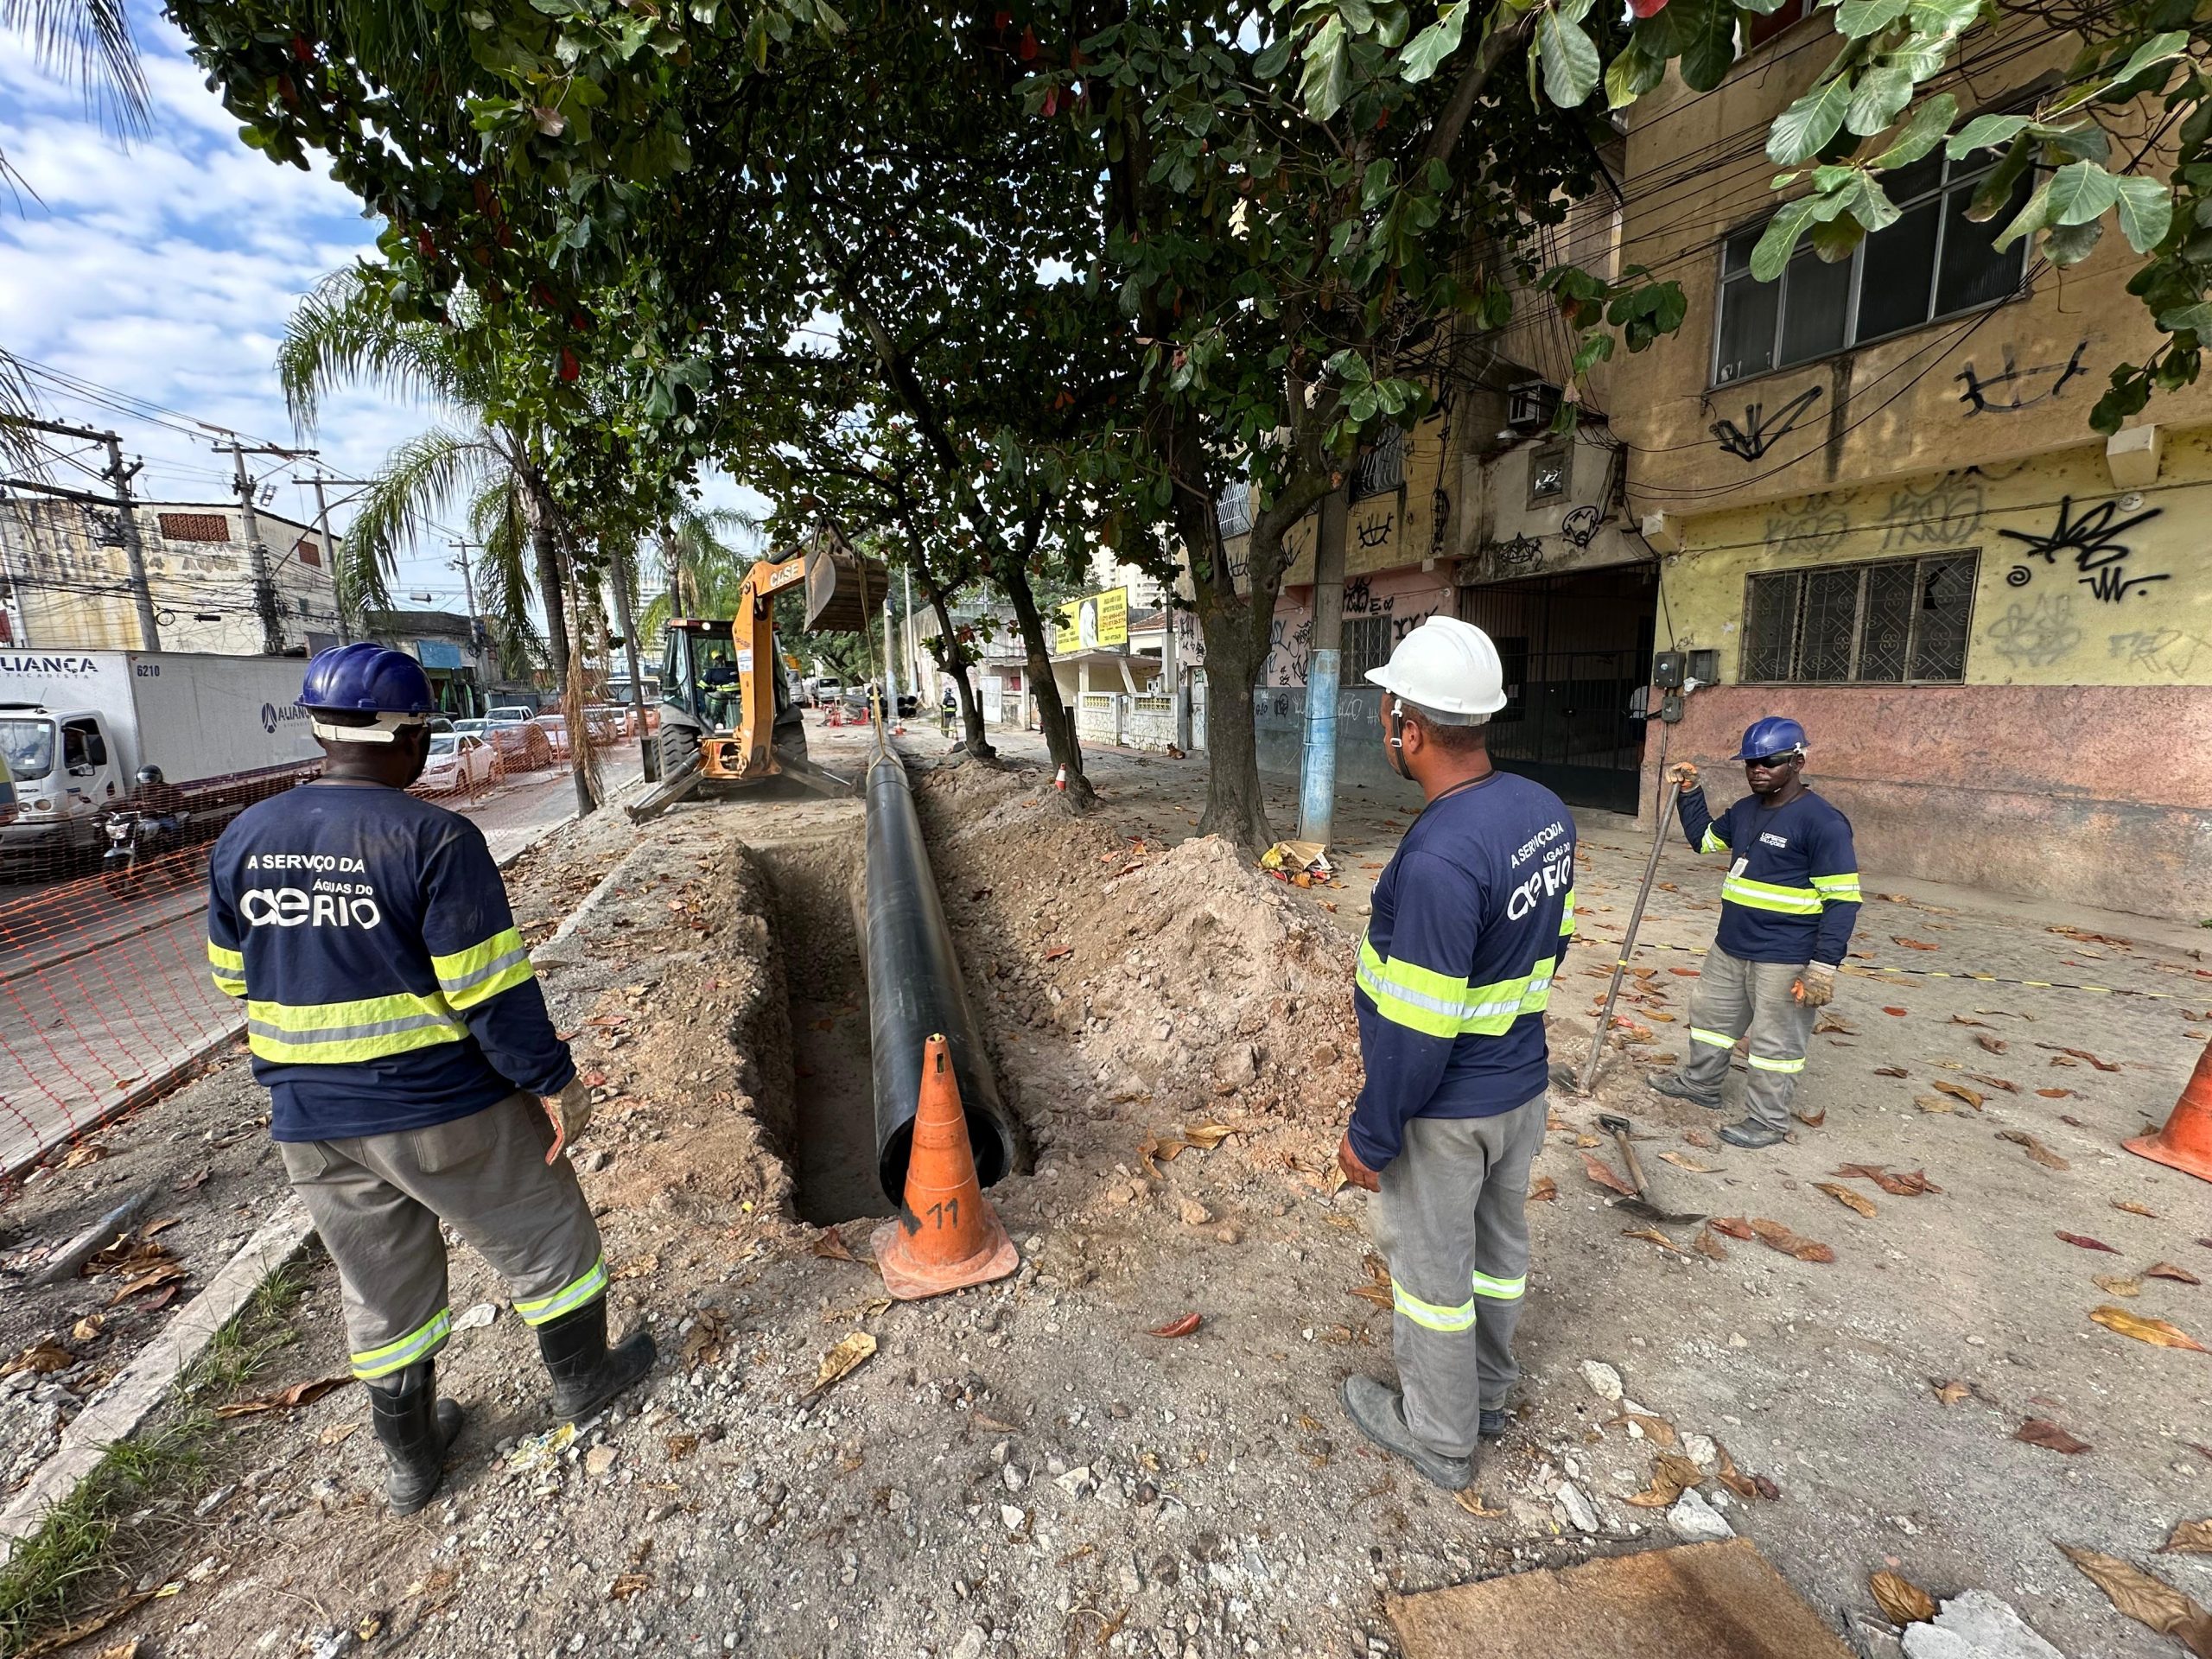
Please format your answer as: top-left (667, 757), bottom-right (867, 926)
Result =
top-left (295, 536), bottom-right (322, 569)
top-left (1343, 615), bottom-right (1393, 681)
top-left (1215, 484), bottom-right (1252, 539)
top-left (1741, 552), bottom-right (1977, 684)
top-left (1351, 427), bottom-right (1404, 502)
top-left (156, 512), bottom-right (231, 542)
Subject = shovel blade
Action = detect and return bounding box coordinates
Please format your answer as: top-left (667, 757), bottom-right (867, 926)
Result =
top-left (1614, 1197), bottom-right (1707, 1225)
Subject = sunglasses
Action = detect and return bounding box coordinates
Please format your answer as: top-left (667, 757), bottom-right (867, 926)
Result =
top-left (1744, 751), bottom-right (1802, 768)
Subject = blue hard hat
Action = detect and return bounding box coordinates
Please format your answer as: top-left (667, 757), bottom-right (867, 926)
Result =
top-left (1732, 715), bottom-right (1808, 760)
top-left (300, 643), bottom-right (436, 717)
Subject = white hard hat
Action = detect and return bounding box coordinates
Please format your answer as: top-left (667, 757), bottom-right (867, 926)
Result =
top-left (1364, 615), bottom-right (1509, 721)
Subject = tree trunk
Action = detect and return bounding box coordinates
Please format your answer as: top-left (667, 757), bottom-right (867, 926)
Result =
top-left (997, 553), bottom-right (1093, 807)
top-left (1192, 582), bottom-right (1272, 854)
top-left (925, 582), bottom-right (994, 759)
top-left (523, 475), bottom-right (594, 817)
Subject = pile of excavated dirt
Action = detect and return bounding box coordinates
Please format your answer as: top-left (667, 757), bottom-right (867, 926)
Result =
top-left (916, 753), bottom-right (1361, 1137)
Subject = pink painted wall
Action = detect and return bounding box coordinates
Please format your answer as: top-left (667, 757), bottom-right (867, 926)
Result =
top-left (1267, 567), bottom-right (1457, 687)
top-left (1643, 685), bottom-right (2212, 920)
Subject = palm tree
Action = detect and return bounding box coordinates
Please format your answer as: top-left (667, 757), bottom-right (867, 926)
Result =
top-left (636, 505), bottom-right (761, 642)
top-left (277, 267), bottom-right (601, 813)
top-left (2, 0), bottom-right (149, 471)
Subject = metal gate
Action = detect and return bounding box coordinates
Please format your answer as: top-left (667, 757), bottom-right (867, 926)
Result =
top-left (1455, 568), bottom-right (1656, 814)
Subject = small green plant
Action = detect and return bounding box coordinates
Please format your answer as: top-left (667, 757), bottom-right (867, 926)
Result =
top-left (0, 1262), bottom-right (313, 1656)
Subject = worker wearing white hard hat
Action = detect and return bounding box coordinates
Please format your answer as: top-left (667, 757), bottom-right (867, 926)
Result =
top-left (1336, 615), bottom-right (1575, 1491)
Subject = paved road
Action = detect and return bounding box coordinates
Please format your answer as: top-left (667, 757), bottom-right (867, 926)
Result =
top-left (0, 753), bottom-right (642, 1176)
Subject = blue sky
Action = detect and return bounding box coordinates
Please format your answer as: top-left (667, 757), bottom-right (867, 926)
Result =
top-left (0, 2), bottom-right (758, 619)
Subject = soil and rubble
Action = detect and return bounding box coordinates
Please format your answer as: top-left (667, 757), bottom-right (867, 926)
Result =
top-left (1, 721), bottom-right (2209, 1659)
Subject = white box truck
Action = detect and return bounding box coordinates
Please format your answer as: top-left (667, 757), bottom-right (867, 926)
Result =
top-left (0, 651), bottom-right (322, 874)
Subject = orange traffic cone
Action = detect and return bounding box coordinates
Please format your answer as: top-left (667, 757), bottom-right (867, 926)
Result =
top-left (1054, 765), bottom-right (1067, 791)
top-left (872, 1034), bottom-right (1020, 1300)
top-left (2126, 1033), bottom-right (2212, 1185)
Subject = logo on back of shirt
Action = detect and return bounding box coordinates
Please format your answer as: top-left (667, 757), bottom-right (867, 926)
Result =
top-left (1507, 840), bottom-right (1574, 920)
top-left (238, 851), bottom-right (381, 930)
top-left (1759, 831), bottom-right (1789, 849)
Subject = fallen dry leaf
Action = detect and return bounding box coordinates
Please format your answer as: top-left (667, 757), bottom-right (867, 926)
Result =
top-left (1814, 1014), bottom-right (1855, 1035)
top-left (810, 1230), bottom-right (856, 1263)
top-left (1882, 1007), bottom-right (1909, 1017)
top-left (2057, 1231), bottom-right (2123, 1254)
top-left (1580, 1152), bottom-right (1637, 1198)
top-left (71, 1314), bottom-right (102, 1343)
top-left (1147, 1312), bottom-right (1203, 1339)
top-left (2, 1338), bottom-right (74, 1377)
top-left (1874, 1065), bottom-right (1910, 1077)
top-left (1621, 1227), bottom-right (1689, 1255)
top-left (1609, 1412), bottom-right (1680, 1446)
top-left (1659, 1151), bottom-right (1720, 1173)
top-left (2148, 1262), bottom-right (2203, 1285)
top-left (1682, 1128), bottom-right (1719, 1151)
top-left (317, 1421), bottom-right (359, 1446)
top-left (2163, 1520), bottom-right (2212, 1555)
top-left (1916, 1095), bottom-right (1956, 1116)
top-left (108, 1264), bottom-right (186, 1306)
top-left (1043, 945), bottom-right (1071, 963)
top-left (1452, 1489), bottom-right (1507, 1518)
top-left (213, 1376), bottom-right (353, 1418)
top-left (2037, 1043), bottom-right (2121, 1072)
top-left (1998, 1129), bottom-right (2069, 1171)
top-left (1974, 1033), bottom-right (2010, 1055)
top-left (2059, 1544), bottom-right (2212, 1655)
top-left (1833, 1164), bottom-right (1943, 1197)
top-left (802, 1331), bottom-right (878, 1399)
top-left (2089, 1304), bottom-right (2209, 1353)
top-left (1709, 1216), bottom-right (1754, 1240)
top-left (140, 1217), bottom-right (179, 1240)
top-left (2037, 1088), bottom-right (2076, 1099)
top-left (1751, 1217), bottom-right (1835, 1263)
top-left (1932, 1378), bottom-right (1971, 1406)
top-left (1693, 1226), bottom-right (1729, 1262)
top-left (2017, 1418), bottom-right (2093, 1454)
top-left (1621, 1452), bottom-right (1707, 1508)
top-left (664, 1433), bottom-right (698, 1462)
top-left (1963, 1072), bottom-right (2018, 1093)
top-left (1794, 1105), bottom-right (1827, 1128)
top-left (1893, 937), bottom-right (1941, 952)
top-left (1711, 1441), bottom-right (1773, 1501)
top-left (1182, 1123), bottom-right (1236, 1149)
top-left (1815, 1182), bottom-right (1878, 1219)
top-left (681, 1307), bottom-right (728, 1369)
top-left (1870, 1571), bottom-right (1938, 1625)
top-left (1935, 1081), bottom-right (1985, 1110)
top-left (2095, 1274), bottom-right (2144, 1297)
top-left (1951, 1014), bottom-right (1993, 1029)
top-left (1526, 1175), bottom-right (1558, 1203)
top-left (2113, 1200), bottom-right (2158, 1218)
top-left (607, 1573), bottom-right (652, 1602)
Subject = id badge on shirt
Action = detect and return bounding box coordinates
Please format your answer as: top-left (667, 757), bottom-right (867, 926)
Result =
top-left (1729, 856), bottom-right (1749, 879)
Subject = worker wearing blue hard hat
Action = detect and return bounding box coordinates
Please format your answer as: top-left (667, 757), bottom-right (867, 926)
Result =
top-left (1647, 715), bottom-right (1862, 1148)
top-left (205, 644), bottom-right (655, 1514)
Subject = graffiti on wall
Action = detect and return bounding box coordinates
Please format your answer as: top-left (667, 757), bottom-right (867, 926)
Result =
top-left (1955, 342), bottom-right (2088, 415)
top-left (1269, 613), bottom-right (1313, 686)
top-left (1711, 386), bottom-right (1822, 462)
top-left (1763, 495), bottom-right (1852, 558)
top-left (1491, 534), bottom-right (1544, 568)
top-left (1354, 508), bottom-right (1395, 550)
top-left (1997, 494), bottom-right (2169, 604)
top-left (1427, 391), bottom-right (1454, 564)
top-left (1878, 474), bottom-right (1984, 550)
top-left (2109, 627), bottom-right (2211, 678)
top-left (1560, 505), bottom-right (1603, 548)
top-left (1985, 594), bottom-right (2083, 667)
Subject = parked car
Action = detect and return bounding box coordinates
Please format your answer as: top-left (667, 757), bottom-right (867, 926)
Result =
top-left (417, 731), bottom-right (496, 797)
top-left (481, 709), bottom-right (554, 771)
top-left (486, 704), bottom-right (537, 723)
top-left (536, 714), bottom-right (572, 760)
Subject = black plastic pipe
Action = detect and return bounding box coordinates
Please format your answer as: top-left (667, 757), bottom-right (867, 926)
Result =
top-left (864, 752), bottom-right (1015, 1201)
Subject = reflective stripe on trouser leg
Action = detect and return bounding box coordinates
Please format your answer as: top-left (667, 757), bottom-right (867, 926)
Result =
top-left (1742, 959), bottom-right (1817, 1132)
top-left (1370, 1094), bottom-right (1549, 1456)
top-left (1679, 948), bottom-right (1753, 1094)
top-left (514, 1255), bottom-right (610, 1326)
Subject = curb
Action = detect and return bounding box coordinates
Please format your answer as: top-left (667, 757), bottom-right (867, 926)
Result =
top-left (0, 1198), bottom-right (315, 1545)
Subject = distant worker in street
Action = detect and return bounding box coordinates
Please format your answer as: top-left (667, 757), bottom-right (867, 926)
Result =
top-left (206, 645), bottom-right (655, 1516)
top-left (939, 684), bottom-right (957, 737)
top-left (1648, 716), bottom-right (1862, 1149)
top-left (1335, 616), bottom-right (1575, 1491)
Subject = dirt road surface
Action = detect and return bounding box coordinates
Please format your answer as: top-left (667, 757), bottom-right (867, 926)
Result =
top-left (3, 718), bottom-right (2208, 1659)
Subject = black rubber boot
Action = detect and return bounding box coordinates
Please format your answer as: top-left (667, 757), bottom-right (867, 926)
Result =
top-left (368, 1361), bottom-right (464, 1516)
top-left (537, 1297), bottom-right (657, 1423)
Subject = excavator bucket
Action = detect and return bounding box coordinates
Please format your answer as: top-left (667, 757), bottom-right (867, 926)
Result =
top-left (803, 534), bottom-right (889, 633)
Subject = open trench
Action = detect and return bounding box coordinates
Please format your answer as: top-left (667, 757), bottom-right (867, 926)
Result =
top-left (736, 756), bottom-right (1028, 1227)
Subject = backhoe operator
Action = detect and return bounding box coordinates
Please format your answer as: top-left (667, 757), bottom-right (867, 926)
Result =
top-left (207, 644), bottom-right (655, 1515)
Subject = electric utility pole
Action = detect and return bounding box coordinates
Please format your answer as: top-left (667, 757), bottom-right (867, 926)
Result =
top-left (309, 473), bottom-right (371, 644)
top-left (215, 441), bottom-right (315, 655)
top-left (2, 416), bottom-right (160, 650)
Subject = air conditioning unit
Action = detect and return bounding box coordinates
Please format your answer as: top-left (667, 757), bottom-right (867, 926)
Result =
top-left (1507, 380), bottom-right (1562, 430)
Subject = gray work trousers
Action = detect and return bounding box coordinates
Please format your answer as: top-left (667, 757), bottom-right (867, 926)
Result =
top-left (1369, 1093), bottom-right (1548, 1459)
top-left (1679, 947), bottom-right (1815, 1131)
top-left (278, 1091), bottom-right (607, 1382)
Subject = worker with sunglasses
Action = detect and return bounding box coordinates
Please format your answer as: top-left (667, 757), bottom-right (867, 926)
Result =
top-left (1647, 716), bottom-right (1861, 1148)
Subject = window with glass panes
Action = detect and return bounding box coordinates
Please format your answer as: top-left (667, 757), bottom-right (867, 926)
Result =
top-left (1712, 155), bottom-right (2030, 385)
top-left (1740, 553), bottom-right (1977, 683)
